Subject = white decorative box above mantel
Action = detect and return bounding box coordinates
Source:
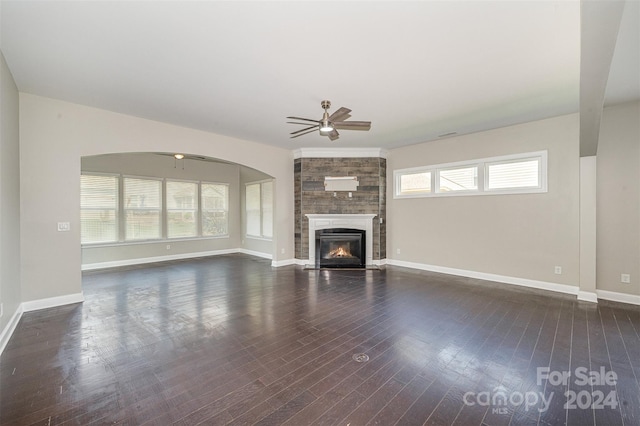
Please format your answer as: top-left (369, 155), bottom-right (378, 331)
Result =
top-left (306, 214), bottom-right (376, 266)
top-left (324, 176), bottom-right (359, 192)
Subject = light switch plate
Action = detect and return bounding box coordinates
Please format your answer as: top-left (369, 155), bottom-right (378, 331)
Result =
top-left (57, 222), bottom-right (70, 232)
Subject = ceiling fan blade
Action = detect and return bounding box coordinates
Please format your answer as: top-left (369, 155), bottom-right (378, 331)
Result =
top-left (333, 121), bottom-right (371, 130)
top-left (328, 107), bottom-right (352, 122)
top-left (287, 121), bottom-right (319, 126)
top-left (327, 129), bottom-right (340, 141)
top-left (290, 127), bottom-right (319, 139)
top-left (286, 116), bottom-right (320, 123)
top-left (290, 125), bottom-right (319, 135)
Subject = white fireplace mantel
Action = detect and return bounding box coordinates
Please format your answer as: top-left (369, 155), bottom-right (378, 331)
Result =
top-left (306, 214), bottom-right (376, 266)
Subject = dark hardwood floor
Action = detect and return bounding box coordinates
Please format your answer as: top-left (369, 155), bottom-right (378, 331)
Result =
top-left (1, 254), bottom-right (639, 425)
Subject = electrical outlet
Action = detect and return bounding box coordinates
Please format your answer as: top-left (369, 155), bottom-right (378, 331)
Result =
top-left (396, 248), bottom-right (401, 255)
top-left (554, 266), bottom-right (562, 275)
top-left (621, 274), bottom-right (631, 284)
top-left (280, 248), bottom-right (285, 254)
top-left (57, 222), bottom-right (70, 232)
top-left (166, 244), bottom-right (171, 250)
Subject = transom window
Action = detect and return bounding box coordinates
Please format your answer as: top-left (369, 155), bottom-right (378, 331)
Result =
top-left (394, 151), bottom-right (547, 198)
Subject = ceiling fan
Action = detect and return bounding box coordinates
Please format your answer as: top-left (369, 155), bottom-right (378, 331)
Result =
top-left (287, 100), bottom-right (371, 141)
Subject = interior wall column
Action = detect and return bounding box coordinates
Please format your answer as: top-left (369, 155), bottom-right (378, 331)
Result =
top-left (578, 156), bottom-right (598, 302)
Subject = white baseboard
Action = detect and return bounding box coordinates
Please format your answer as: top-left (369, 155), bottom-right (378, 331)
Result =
top-left (22, 292), bottom-right (85, 312)
top-left (81, 249), bottom-right (241, 271)
top-left (238, 248), bottom-right (272, 260)
top-left (577, 291), bottom-right (598, 303)
top-left (1, 292), bottom-right (85, 356)
top-left (271, 258), bottom-right (297, 267)
top-left (0, 304), bottom-right (23, 356)
top-left (386, 259), bottom-right (579, 296)
top-left (596, 289), bottom-right (640, 306)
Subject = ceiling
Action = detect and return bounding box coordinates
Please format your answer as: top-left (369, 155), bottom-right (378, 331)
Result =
top-left (0, 1), bottom-right (637, 151)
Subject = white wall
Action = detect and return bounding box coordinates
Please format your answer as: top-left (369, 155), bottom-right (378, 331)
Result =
top-left (81, 153), bottom-right (242, 266)
top-left (387, 114), bottom-right (580, 287)
top-left (597, 101), bottom-right (640, 296)
top-left (19, 94), bottom-right (294, 303)
top-left (0, 51), bottom-right (21, 336)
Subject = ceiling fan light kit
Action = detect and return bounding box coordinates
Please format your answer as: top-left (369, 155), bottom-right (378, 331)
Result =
top-left (287, 100), bottom-right (371, 141)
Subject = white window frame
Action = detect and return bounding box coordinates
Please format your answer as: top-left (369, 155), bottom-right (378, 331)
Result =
top-left (484, 154), bottom-right (546, 194)
top-left (394, 150), bottom-right (547, 199)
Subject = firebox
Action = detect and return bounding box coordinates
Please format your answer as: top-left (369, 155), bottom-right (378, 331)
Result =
top-left (315, 228), bottom-right (366, 268)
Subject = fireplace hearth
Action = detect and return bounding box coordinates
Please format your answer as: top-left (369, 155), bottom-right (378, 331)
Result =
top-left (315, 228), bottom-right (366, 268)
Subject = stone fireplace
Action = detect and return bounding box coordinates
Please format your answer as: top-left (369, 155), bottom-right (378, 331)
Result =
top-left (294, 149), bottom-right (386, 266)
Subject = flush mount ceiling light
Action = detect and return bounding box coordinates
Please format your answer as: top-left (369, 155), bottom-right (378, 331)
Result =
top-left (287, 100), bottom-right (371, 141)
top-left (174, 154), bottom-right (185, 159)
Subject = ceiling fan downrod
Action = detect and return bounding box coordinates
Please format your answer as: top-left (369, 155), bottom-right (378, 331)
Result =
top-left (320, 100), bottom-right (332, 132)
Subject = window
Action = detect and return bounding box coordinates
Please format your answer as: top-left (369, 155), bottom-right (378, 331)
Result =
top-left (394, 151), bottom-right (547, 198)
top-left (201, 183), bottom-right (229, 236)
top-left (80, 174), bottom-right (118, 243)
top-left (167, 180), bottom-right (198, 238)
top-left (486, 157), bottom-right (541, 191)
top-left (124, 177), bottom-right (162, 240)
top-left (246, 180), bottom-right (273, 238)
top-left (438, 166), bottom-right (478, 192)
top-left (398, 171), bottom-right (431, 196)
top-left (81, 174), bottom-right (230, 245)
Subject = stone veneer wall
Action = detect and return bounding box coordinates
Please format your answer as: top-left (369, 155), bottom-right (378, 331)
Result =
top-left (294, 157), bottom-right (386, 261)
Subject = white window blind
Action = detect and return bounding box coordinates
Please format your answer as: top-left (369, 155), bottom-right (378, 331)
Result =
top-left (486, 158), bottom-right (540, 190)
top-left (246, 183), bottom-right (262, 237)
top-left (261, 181), bottom-right (273, 238)
top-left (81, 174), bottom-right (118, 243)
top-left (124, 177), bottom-right (161, 241)
top-left (167, 181), bottom-right (198, 238)
top-left (246, 180), bottom-right (273, 238)
top-left (201, 183), bottom-right (229, 236)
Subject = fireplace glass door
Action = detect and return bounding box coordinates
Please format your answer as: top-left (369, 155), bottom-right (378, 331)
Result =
top-left (315, 228), bottom-right (366, 268)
